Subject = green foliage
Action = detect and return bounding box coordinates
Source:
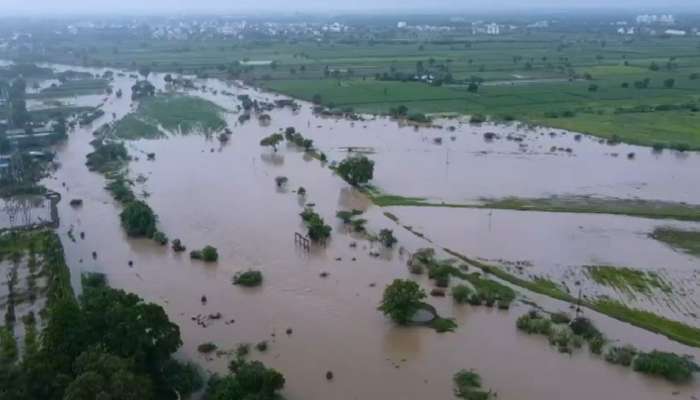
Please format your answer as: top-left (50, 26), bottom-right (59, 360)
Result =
top-left (233, 270), bottom-right (263, 287)
top-left (152, 231), bottom-right (168, 245)
top-left (651, 227), bottom-right (700, 258)
top-left (207, 360), bottom-right (285, 400)
top-left (300, 208), bottom-right (332, 242)
top-left (190, 245), bottom-right (219, 262)
top-left (516, 311), bottom-right (553, 335)
top-left (453, 369), bottom-right (492, 400)
top-left (452, 284), bottom-right (473, 304)
top-left (431, 317), bottom-right (458, 333)
top-left (260, 133), bottom-right (284, 151)
top-left (605, 345), bottom-right (637, 366)
top-left (378, 279), bottom-right (426, 325)
top-left (336, 209), bottom-right (363, 224)
top-left (633, 351), bottom-right (699, 383)
top-left (336, 155), bottom-right (374, 186)
top-left (119, 200), bottom-right (157, 237)
top-left (161, 359), bottom-right (203, 399)
top-left (85, 141), bottom-right (129, 173)
top-left (63, 347), bottom-right (154, 400)
top-left (105, 177), bottom-right (135, 203)
top-left (0, 327), bottom-right (17, 363)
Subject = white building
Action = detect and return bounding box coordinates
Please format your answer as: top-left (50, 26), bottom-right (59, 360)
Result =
top-left (665, 29), bottom-right (686, 36)
top-left (397, 21), bottom-right (407, 29)
top-left (486, 23), bottom-right (499, 35)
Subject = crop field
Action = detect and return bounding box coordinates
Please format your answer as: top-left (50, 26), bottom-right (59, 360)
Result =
top-left (8, 32), bottom-right (700, 147)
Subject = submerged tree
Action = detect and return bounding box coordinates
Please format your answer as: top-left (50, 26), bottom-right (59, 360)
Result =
top-left (378, 279), bottom-right (426, 324)
top-left (119, 200), bottom-right (157, 238)
top-left (336, 155), bottom-right (374, 186)
top-left (260, 133), bottom-right (284, 152)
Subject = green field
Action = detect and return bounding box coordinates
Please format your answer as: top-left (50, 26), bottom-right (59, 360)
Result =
top-left (7, 32), bottom-right (700, 148)
top-left (112, 95), bottom-right (226, 139)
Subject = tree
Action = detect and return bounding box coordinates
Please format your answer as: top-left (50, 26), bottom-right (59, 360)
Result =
top-left (467, 82), bottom-right (479, 93)
top-left (260, 133), bottom-right (284, 152)
top-left (119, 200), bottom-right (157, 237)
top-left (378, 279), bottom-right (426, 324)
top-left (207, 360), bottom-right (285, 400)
top-left (336, 155), bottom-right (374, 186)
top-left (79, 286), bottom-right (182, 371)
top-left (312, 94), bottom-right (322, 105)
top-left (63, 348), bottom-right (154, 400)
top-left (663, 78), bottom-right (675, 88)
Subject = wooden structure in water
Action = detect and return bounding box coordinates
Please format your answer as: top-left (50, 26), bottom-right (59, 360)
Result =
top-left (294, 232), bottom-right (310, 251)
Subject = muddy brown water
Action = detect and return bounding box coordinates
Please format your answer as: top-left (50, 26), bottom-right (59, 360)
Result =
top-left (27, 63), bottom-right (700, 399)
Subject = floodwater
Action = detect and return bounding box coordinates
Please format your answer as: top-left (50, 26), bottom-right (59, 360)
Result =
top-left (28, 62), bottom-right (700, 399)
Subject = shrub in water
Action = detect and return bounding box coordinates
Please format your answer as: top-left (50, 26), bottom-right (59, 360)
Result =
top-left (233, 270), bottom-right (263, 287)
top-left (633, 350), bottom-right (699, 383)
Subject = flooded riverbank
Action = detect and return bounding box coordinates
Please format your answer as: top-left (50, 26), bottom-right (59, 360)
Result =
top-left (27, 62), bottom-right (700, 399)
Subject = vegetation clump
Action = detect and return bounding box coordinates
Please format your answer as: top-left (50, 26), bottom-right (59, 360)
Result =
top-left (632, 351), bottom-right (699, 383)
top-left (300, 208), bottom-right (332, 242)
top-left (453, 369), bottom-right (493, 400)
top-left (233, 270), bottom-right (263, 287)
top-left (605, 345), bottom-right (637, 366)
top-left (378, 279), bottom-right (426, 325)
top-left (260, 133), bottom-right (284, 152)
top-left (190, 245), bottom-right (219, 262)
top-left (119, 200), bottom-right (157, 237)
top-left (336, 155), bottom-right (374, 186)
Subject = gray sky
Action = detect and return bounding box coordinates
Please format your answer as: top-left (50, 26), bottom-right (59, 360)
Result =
top-left (1, 0), bottom-right (698, 15)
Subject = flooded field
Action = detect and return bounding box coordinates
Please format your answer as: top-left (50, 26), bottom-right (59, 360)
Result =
top-left (0, 195), bottom-right (54, 230)
top-left (28, 63), bottom-right (700, 399)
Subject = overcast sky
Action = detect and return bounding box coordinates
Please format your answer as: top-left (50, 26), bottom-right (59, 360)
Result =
top-left (1, 0), bottom-right (698, 15)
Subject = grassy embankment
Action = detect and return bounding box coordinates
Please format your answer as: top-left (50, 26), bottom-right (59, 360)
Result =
top-left (650, 227), bottom-right (700, 258)
top-left (367, 190), bottom-right (700, 222)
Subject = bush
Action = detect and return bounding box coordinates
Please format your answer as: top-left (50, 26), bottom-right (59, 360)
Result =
top-left (119, 200), bottom-right (157, 237)
top-left (550, 312), bottom-right (571, 324)
top-left (516, 311), bottom-right (552, 335)
top-left (152, 231), bottom-right (168, 245)
top-left (191, 245), bottom-right (218, 262)
top-left (453, 369), bottom-right (492, 400)
top-left (633, 351), bottom-right (699, 382)
top-left (452, 285), bottom-right (473, 304)
top-left (378, 279), bottom-right (426, 324)
top-left (605, 345), bottom-right (637, 366)
top-left (569, 317), bottom-right (602, 340)
top-left (233, 270), bottom-right (263, 287)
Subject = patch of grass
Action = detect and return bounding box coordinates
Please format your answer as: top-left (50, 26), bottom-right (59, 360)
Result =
top-left (593, 299), bottom-right (700, 348)
top-left (138, 95), bottom-right (226, 135)
top-left (113, 114), bottom-right (164, 140)
top-left (585, 265), bottom-right (671, 294)
top-left (651, 227), bottom-right (700, 258)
